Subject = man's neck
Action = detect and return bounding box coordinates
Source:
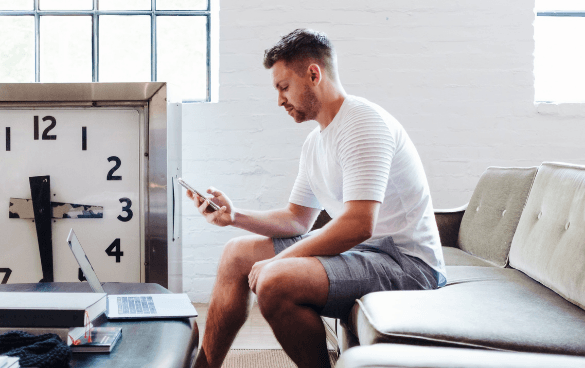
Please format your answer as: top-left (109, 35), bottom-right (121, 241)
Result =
top-left (315, 87), bottom-right (347, 131)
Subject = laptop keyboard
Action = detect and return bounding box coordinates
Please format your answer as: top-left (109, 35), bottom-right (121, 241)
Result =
top-left (117, 296), bottom-right (157, 315)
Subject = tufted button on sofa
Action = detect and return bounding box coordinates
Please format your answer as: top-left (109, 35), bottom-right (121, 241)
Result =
top-left (333, 162), bottom-right (585, 367)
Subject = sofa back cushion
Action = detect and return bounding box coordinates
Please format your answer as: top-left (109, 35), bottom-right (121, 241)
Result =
top-left (458, 166), bottom-right (538, 267)
top-left (509, 162), bottom-right (585, 309)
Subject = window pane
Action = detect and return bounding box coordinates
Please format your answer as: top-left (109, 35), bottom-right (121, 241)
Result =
top-left (534, 16), bottom-right (585, 102)
top-left (99, 0), bottom-right (150, 11)
top-left (40, 16), bottom-right (92, 82)
top-left (536, 0), bottom-right (585, 11)
top-left (0, 16), bottom-right (34, 82)
top-left (0, 0), bottom-right (32, 10)
top-left (156, 0), bottom-right (207, 11)
top-left (157, 16), bottom-right (207, 100)
top-left (99, 16), bottom-right (151, 82)
top-left (40, 0), bottom-right (93, 10)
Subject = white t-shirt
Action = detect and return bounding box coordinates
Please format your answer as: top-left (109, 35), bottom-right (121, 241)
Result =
top-left (289, 95), bottom-right (446, 284)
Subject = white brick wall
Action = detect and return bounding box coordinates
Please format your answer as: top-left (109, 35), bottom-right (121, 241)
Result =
top-left (181, 0), bottom-right (585, 302)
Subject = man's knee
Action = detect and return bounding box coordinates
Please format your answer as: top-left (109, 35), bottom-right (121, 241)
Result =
top-left (256, 258), bottom-right (329, 320)
top-left (256, 262), bottom-right (293, 320)
top-left (218, 237), bottom-right (252, 276)
top-left (219, 236), bottom-right (274, 277)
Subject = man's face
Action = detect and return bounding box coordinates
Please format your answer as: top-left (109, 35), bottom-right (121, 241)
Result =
top-left (272, 60), bottom-right (321, 123)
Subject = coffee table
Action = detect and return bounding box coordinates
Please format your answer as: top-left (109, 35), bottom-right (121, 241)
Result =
top-left (0, 282), bottom-right (199, 368)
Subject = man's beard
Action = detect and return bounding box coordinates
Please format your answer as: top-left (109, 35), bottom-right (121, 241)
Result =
top-left (291, 85), bottom-right (321, 123)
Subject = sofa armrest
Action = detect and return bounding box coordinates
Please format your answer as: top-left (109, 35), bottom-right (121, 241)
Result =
top-left (311, 210), bottom-right (332, 231)
top-left (434, 204), bottom-right (467, 248)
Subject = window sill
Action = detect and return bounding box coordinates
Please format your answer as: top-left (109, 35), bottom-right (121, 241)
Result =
top-left (534, 101), bottom-right (585, 116)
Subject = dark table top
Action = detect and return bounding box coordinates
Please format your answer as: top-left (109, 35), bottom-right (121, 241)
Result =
top-left (0, 282), bottom-right (199, 368)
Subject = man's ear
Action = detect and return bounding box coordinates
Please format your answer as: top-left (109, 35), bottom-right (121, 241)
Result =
top-left (308, 64), bottom-right (322, 85)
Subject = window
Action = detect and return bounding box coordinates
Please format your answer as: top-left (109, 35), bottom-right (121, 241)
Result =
top-left (535, 0), bottom-right (585, 102)
top-left (0, 0), bottom-right (211, 102)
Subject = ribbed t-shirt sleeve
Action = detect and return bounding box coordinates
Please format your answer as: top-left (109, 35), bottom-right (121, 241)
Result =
top-left (289, 144), bottom-right (322, 209)
top-left (338, 105), bottom-right (395, 203)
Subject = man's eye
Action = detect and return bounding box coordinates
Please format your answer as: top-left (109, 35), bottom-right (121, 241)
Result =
top-left (282, 86), bottom-right (288, 91)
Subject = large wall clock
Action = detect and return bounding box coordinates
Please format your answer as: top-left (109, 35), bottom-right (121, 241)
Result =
top-left (0, 83), bottom-right (182, 290)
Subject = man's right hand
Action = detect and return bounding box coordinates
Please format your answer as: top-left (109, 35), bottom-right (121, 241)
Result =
top-left (187, 187), bottom-right (234, 227)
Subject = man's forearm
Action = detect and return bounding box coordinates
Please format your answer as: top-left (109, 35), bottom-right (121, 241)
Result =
top-left (274, 211), bottom-right (373, 260)
top-left (272, 200), bottom-right (380, 260)
top-left (232, 207), bottom-right (313, 238)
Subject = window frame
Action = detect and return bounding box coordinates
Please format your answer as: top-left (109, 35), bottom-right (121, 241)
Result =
top-left (0, 0), bottom-right (211, 102)
top-left (535, 10), bottom-right (585, 103)
top-left (537, 11), bottom-right (585, 17)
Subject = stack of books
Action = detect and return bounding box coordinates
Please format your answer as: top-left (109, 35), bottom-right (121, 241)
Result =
top-left (0, 292), bottom-right (106, 346)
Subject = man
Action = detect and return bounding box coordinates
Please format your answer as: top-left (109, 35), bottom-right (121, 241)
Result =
top-left (190, 29), bottom-right (446, 368)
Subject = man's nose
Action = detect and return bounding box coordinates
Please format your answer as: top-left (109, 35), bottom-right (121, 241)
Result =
top-left (278, 93), bottom-right (286, 107)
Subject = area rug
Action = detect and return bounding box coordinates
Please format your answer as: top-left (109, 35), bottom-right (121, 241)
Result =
top-left (222, 349), bottom-right (338, 368)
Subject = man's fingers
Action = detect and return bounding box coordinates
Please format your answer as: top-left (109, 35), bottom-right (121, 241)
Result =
top-left (207, 187), bottom-right (222, 197)
top-left (209, 205), bottom-right (224, 220)
top-left (248, 265), bottom-right (257, 293)
top-left (197, 198), bottom-right (210, 214)
top-left (249, 272), bottom-right (256, 293)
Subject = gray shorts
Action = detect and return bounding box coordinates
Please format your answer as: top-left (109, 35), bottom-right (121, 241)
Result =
top-left (273, 233), bottom-right (438, 321)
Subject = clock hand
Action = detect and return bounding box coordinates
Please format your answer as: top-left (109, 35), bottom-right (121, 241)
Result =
top-left (29, 175), bottom-right (53, 283)
top-left (9, 198), bottom-right (104, 219)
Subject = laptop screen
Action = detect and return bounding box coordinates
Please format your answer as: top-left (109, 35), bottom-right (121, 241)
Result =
top-left (67, 229), bottom-right (106, 294)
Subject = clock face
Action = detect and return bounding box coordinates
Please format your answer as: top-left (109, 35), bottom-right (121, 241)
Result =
top-left (0, 108), bottom-right (143, 284)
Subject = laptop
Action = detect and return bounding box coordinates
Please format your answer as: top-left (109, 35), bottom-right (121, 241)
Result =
top-left (67, 229), bottom-right (198, 319)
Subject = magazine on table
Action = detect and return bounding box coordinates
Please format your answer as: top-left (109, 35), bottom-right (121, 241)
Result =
top-left (70, 327), bottom-right (122, 353)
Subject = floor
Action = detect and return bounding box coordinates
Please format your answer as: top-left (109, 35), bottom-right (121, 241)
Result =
top-left (193, 302), bottom-right (282, 349)
top-left (193, 303), bottom-right (338, 351)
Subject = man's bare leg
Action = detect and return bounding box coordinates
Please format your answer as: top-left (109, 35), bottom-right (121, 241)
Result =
top-left (256, 257), bottom-right (332, 368)
top-left (194, 235), bottom-right (276, 368)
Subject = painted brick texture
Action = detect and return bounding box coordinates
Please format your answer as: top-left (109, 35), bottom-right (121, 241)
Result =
top-left (181, 0), bottom-right (585, 301)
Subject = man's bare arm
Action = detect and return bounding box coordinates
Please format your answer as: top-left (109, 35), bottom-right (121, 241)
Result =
top-left (232, 203), bottom-right (321, 238)
top-left (273, 200), bottom-right (380, 260)
top-left (187, 187), bottom-right (321, 238)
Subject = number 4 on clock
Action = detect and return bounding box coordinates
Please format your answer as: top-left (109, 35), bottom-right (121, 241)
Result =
top-left (105, 239), bottom-right (124, 263)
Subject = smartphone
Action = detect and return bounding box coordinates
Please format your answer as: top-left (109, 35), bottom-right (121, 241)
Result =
top-left (177, 178), bottom-right (221, 211)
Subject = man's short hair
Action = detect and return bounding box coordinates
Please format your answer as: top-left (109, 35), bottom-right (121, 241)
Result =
top-left (263, 28), bottom-right (337, 78)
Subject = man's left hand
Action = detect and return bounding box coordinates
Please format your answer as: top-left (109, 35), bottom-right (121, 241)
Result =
top-left (248, 258), bottom-right (273, 294)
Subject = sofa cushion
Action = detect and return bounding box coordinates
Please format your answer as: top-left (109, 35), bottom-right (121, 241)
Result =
top-left (349, 266), bottom-right (585, 355)
top-left (335, 344), bottom-right (585, 368)
top-left (509, 162), bottom-right (585, 310)
top-left (457, 166), bottom-right (538, 267)
top-left (442, 247), bottom-right (495, 267)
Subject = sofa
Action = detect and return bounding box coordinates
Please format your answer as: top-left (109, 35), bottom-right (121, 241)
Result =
top-left (328, 162), bottom-right (585, 366)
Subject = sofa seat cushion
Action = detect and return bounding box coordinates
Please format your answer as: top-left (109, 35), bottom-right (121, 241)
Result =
top-left (442, 246), bottom-right (497, 267)
top-left (509, 162), bottom-right (585, 310)
top-left (349, 266), bottom-right (585, 355)
top-left (336, 344), bottom-right (585, 368)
